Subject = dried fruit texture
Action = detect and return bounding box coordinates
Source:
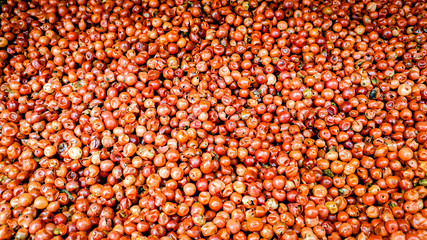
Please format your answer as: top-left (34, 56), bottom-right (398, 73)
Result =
top-left (0, 0), bottom-right (426, 240)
